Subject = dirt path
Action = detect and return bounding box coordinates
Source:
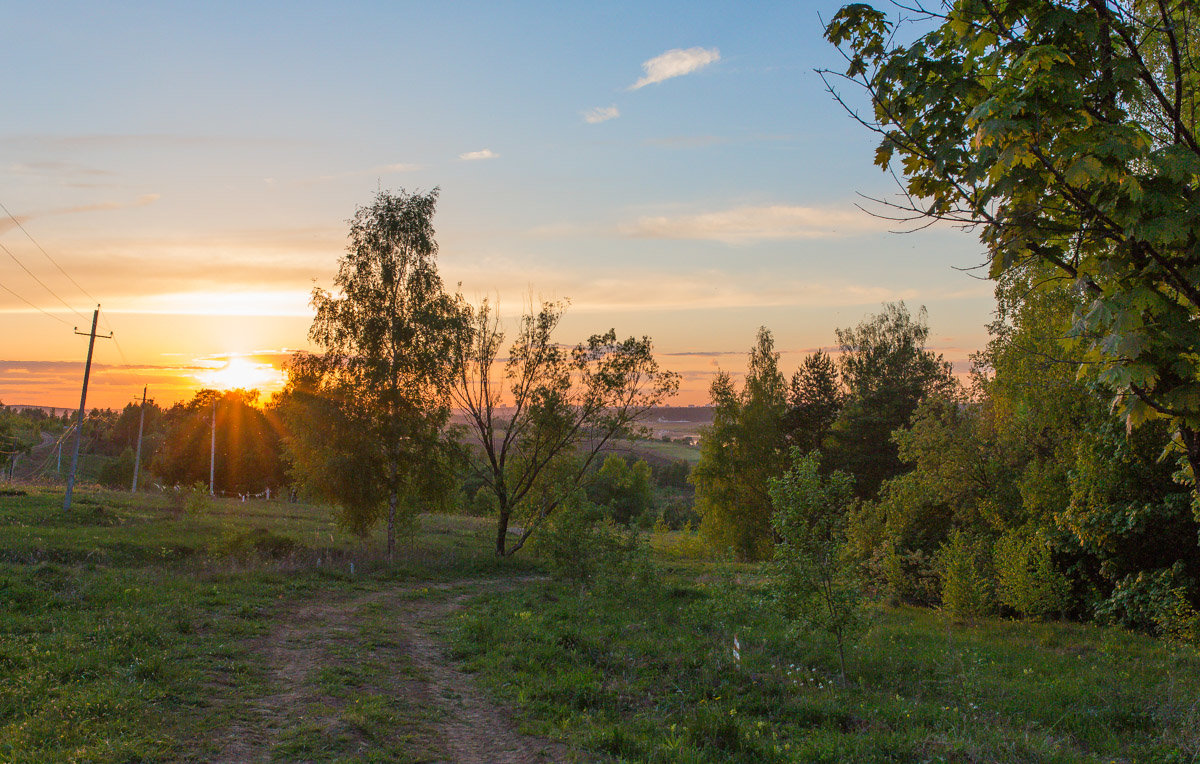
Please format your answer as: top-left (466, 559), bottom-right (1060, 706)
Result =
top-left (207, 577), bottom-right (573, 763)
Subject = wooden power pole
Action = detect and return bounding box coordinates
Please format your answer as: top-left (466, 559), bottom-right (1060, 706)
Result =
top-left (209, 398), bottom-right (217, 495)
top-left (131, 385), bottom-right (147, 493)
top-left (63, 306), bottom-right (112, 511)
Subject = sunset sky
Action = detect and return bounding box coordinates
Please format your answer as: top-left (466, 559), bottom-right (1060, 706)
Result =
top-left (0, 1), bottom-right (994, 409)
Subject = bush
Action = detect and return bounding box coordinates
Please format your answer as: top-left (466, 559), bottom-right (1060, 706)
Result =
top-left (881, 544), bottom-right (939, 606)
top-left (769, 449), bottom-right (866, 683)
top-left (993, 528), bottom-right (1069, 618)
top-left (535, 494), bottom-right (644, 589)
top-left (935, 530), bottom-right (994, 618)
top-left (658, 496), bottom-right (700, 530)
top-left (167, 481), bottom-right (210, 515)
top-left (650, 517), bottom-right (709, 560)
top-left (1096, 562), bottom-right (1200, 643)
top-left (468, 486), bottom-right (496, 517)
top-left (97, 448), bottom-right (135, 489)
top-left (220, 528), bottom-right (301, 559)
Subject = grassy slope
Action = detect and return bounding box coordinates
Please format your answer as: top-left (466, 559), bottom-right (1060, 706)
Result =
top-left (3, 486), bottom-right (1199, 762)
top-left (0, 486), bottom-right (522, 763)
top-left (447, 561), bottom-right (1200, 763)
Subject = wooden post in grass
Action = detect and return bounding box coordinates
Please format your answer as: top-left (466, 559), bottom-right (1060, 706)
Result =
top-left (209, 398), bottom-right (216, 495)
top-left (131, 385), bottom-right (147, 492)
top-left (64, 306), bottom-right (112, 512)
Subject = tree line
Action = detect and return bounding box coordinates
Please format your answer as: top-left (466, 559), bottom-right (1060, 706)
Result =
top-left (6, 190), bottom-right (682, 567)
top-left (687, 0), bottom-right (1200, 644)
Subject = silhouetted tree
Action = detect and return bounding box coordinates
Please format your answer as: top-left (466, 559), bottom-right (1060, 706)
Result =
top-left (278, 188), bottom-right (463, 561)
top-left (452, 298), bottom-right (679, 556)
top-left (786, 348), bottom-right (843, 453)
top-left (155, 389), bottom-right (286, 494)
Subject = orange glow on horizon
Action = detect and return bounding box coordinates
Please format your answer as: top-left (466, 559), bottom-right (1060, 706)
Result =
top-left (196, 356), bottom-right (287, 395)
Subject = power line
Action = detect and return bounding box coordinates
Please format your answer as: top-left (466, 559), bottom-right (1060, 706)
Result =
top-left (0, 201), bottom-right (136, 380)
top-left (101, 307), bottom-right (131, 366)
top-left (0, 200), bottom-right (130, 361)
top-left (0, 199), bottom-right (98, 307)
top-left (0, 239), bottom-right (87, 320)
top-left (0, 278), bottom-right (72, 326)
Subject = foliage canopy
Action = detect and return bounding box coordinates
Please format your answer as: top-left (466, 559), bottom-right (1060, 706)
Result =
top-left (824, 0), bottom-right (1200, 486)
top-left (280, 188), bottom-right (463, 558)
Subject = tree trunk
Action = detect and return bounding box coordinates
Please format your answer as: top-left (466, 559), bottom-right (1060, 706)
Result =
top-left (387, 489), bottom-right (398, 564)
top-left (495, 505), bottom-right (510, 557)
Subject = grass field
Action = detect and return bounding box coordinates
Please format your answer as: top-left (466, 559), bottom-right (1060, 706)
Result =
top-left (0, 486), bottom-right (538, 762)
top-left (2, 485), bottom-right (1198, 762)
top-left (621, 439), bottom-right (702, 466)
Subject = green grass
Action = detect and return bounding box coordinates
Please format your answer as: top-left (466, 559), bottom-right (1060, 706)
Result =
top-left (5, 482), bottom-right (1200, 762)
top-left (447, 565), bottom-right (1200, 762)
top-left (0, 484), bottom-right (522, 763)
top-left (623, 438), bottom-right (701, 466)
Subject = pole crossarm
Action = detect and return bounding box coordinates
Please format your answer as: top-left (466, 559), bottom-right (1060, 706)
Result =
top-left (63, 305), bottom-right (113, 512)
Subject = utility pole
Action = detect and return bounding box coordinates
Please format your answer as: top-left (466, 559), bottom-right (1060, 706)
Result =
top-left (209, 398), bottom-right (216, 495)
top-left (64, 306), bottom-right (112, 512)
top-left (131, 385), bottom-right (147, 493)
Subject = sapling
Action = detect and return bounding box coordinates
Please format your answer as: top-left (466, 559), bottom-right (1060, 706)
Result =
top-left (769, 448), bottom-right (866, 684)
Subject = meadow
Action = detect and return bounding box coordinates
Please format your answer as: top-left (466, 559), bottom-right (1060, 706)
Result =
top-left (2, 486), bottom-right (1198, 763)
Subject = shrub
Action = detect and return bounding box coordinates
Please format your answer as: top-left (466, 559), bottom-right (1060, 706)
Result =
top-left (1096, 562), bottom-right (1200, 643)
top-left (769, 449), bottom-right (866, 684)
top-left (993, 527), bottom-right (1069, 618)
top-left (659, 496), bottom-right (700, 530)
top-left (97, 448), bottom-right (135, 489)
top-left (167, 481), bottom-right (210, 515)
top-left (220, 527), bottom-right (301, 559)
top-left (468, 485), bottom-right (497, 517)
top-left (934, 529), bottom-right (994, 619)
top-left (650, 517), bottom-right (710, 560)
top-left (535, 493), bottom-right (643, 589)
top-left (881, 544), bottom-right (940, 606)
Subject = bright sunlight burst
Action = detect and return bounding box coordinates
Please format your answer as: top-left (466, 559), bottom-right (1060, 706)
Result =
top-left (197, 356), bottom-right (285, 393)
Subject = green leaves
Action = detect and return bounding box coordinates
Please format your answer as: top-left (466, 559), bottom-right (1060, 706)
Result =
top-left (824, 0), bottom-right (1200, 485)
top-left (283, 189), bottom-right (464, 556)
top-left (826, 3), bottom-right (891, 77)
top-left (693, 328), bottom-right (789, 562)
top-left (769, 449), bottom-right (866, 682)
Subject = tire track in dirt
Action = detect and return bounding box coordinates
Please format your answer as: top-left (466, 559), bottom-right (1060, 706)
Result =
top-left (207, 576), bottom-right (573, 763)
top-left (402, 586), bottom-right (572, 763)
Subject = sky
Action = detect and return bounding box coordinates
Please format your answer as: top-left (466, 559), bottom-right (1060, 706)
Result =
top-left (0, 0), bottom-right (996, 409)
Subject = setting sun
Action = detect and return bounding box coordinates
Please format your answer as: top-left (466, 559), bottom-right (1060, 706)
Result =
top-left (197, 356), bottom-right (286, 394)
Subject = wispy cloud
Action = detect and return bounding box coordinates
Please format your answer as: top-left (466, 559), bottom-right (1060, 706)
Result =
top-left (0, 194), bottom-right (160, 233)
top-left (459, 149), bottom-right (498, 161)
top-left (7, 160), bottom-right (113, 177)
top-left (0, 133), bottom-right (300, 150)
top-left (621, 204), bottom-right (892, 244)
top-left (661, 350), bottom-right (745, 357)
top-left (583, 105), bottom-right (620, 124)
top-left (441, 259), bottom-right (966, 313)
top-left (630, 47), bottom-right (720, 90)
top-left (642, 133), bottom-right (797, 149)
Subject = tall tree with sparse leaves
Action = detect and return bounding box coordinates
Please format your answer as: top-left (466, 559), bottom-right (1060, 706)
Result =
top-left (452, 298), bottom-right (679, 556)
top-left (279, 188), bottom-right (464, 561)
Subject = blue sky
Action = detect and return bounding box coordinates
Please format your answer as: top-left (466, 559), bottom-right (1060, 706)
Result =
top-left (0, 0), bottom-right (994, 406)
